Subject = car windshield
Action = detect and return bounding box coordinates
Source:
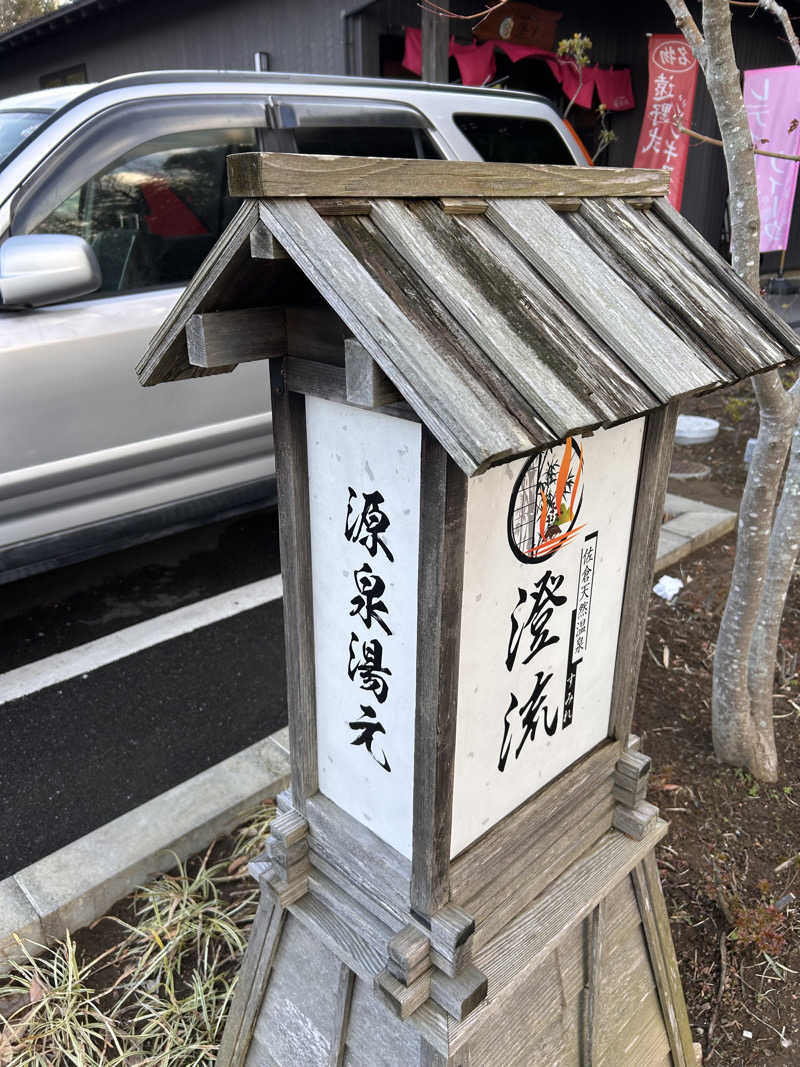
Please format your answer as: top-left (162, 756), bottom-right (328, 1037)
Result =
top-left (0, 109), bottom-right (50, 167)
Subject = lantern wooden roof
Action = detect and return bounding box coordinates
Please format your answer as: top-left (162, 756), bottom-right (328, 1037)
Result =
top-left (137, 153), bottom-right (800, 476)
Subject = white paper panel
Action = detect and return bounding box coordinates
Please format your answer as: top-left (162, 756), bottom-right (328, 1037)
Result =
top-left (306, 397), bottom-right (421, 858)
top-left (450, 419), bottom-right (645, 858)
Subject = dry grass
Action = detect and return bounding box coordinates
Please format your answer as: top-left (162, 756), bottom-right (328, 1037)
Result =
top-left (0, 801), bottom-right (275, 1066)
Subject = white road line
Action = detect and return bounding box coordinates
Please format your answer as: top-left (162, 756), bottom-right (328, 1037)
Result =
top-left (0, 575), bottom-right (283, 706)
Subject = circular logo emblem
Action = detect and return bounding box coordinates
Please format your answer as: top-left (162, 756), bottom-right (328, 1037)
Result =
top-left (507, 438), bottom-right (584, 564)
top-left (652, 40), bottom-right (696, 75)
top-left (499, 15), bottom-right (515, 40)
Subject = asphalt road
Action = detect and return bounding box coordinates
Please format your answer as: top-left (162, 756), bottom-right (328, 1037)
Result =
top-left (0, 508), bottom-right (288, 879)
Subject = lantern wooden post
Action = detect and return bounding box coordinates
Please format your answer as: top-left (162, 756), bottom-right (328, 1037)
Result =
top-left (609, 401), bottom-right (681, 747)
top-left (411, 430), bottom-right (467, 920)
top-left (269, 362), bottom-right (317, 816)
top-left (135, 154), bottom-right (800, 1067)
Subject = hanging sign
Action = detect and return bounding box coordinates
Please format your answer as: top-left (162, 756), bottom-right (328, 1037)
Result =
top-left (450, 419), bottom-right (645, 857)
top-left (744, 66), bottom-right (800, 254)
top-left (472, 2), bottom-right (562, 50)
top-left (634, 34), bottom-right (698, 209)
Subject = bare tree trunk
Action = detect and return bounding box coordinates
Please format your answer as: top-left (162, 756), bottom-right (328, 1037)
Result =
top-left (747, 397), bottom-right (800, 773)
top-left (717, 374), bottom-right (795, 776)
top-left (666, 0), bottom-right (800, 780)
top-left (422, 2), bottom-right (450, 83)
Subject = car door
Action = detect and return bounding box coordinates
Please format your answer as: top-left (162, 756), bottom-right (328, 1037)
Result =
top-left (0, 96), bottom-right (275, 572)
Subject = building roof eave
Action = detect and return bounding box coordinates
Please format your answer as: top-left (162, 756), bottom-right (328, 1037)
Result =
top-left (0, 0), bottom-right (134, 56)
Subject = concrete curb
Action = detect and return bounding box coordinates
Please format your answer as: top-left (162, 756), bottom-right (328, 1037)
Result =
top-left (655, 492), bottom-right (737, 573)
top-left (0, 728), bottom-right (290, 970)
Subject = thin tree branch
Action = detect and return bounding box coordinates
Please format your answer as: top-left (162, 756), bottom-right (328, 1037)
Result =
top-left (664, 0), bottom-right (709, 69)
top-left (418, 0), bottom-right (508, 30)
top-left (676, 120), bottom-right (800, 162)
top-left (562, 58), bottom-right (584, 119)
top-left (706, 929), bottom-right (729, 1051)
top-left (744, 0), bottom-right (800, 63)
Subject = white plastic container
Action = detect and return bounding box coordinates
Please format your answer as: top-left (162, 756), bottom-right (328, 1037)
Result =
top-left (674, 414), bottom-right (720, 446)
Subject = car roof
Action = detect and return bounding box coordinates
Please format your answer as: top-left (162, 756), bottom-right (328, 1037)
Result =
top-left (0, 83), bottom-right (93, 112)
top-left (2, 69), bottom-right (561, 115)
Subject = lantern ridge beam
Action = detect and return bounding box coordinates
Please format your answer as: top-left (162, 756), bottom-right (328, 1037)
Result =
top-left (227, 152), bottom-right (671, 200)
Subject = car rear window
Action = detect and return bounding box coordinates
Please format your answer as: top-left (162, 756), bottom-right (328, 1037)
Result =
top-left (292, 124), bottom-right (440, 159)
top-left (453, 114), bottom-right (575, 165)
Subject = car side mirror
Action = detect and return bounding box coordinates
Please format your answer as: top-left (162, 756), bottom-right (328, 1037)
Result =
top-left (0, 234), bottom-right (101, 308)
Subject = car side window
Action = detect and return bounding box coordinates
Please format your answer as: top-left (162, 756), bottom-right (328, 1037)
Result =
top-left (261, 96), bottom-right (442, 160)
top-left (453, 114), bottom-right (575, 165)
top-left (34, 126), bottom-right (257, 294)
top-left (292, 124), bottom-right (440, 159)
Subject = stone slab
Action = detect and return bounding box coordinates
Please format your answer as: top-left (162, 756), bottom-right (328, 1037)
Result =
top-left (655, 529), bottom-right (690, 572)
top-left (656, 493), bottom-right (737, 573)
top-left (662, 510), bottom-right (736, 542)
top-left (663, 492), bottom-right (731, 517)
top-left (0, 877), bottom-right (42, 965)
top-left (3, 733), bottom-right (289, 966)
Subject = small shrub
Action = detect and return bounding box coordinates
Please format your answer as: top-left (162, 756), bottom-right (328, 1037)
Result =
top-left (730, 882), bottom-right (788, 956)
top-left (0, 801), bottom-right (275, 1066)
top-left (724, 395), bottom-right (751, 423)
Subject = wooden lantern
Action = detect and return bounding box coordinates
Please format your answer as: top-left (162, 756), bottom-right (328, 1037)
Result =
top-left (138, 154), bottom-right (800, 1067)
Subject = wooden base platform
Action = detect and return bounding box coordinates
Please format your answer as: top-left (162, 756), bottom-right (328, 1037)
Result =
top-left (217, 796), bottom-right (696, 1067)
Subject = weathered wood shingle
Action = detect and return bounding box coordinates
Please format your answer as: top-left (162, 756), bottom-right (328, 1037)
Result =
top-left (137, 153), bottom-right (800, 476)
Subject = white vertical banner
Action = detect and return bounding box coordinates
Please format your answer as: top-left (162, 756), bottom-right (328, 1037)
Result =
top-left (450, 419), bottom-right (645, 857)
top-left (306, 398), bottom-right (421, 858)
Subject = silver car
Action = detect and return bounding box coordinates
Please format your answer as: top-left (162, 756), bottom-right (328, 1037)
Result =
top-left (0, 71), bottom-right (585, 581)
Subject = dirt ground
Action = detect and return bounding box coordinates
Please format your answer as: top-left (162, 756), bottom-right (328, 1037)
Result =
top-left (635, 379), bottom-right (800, 1065)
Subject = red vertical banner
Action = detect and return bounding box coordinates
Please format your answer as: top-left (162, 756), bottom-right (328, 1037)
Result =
top-left (634, 34), bottom-right (699, 209)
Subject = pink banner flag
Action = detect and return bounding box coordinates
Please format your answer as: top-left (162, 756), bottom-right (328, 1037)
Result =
top-left (744, 66), bottom-right (800, 253)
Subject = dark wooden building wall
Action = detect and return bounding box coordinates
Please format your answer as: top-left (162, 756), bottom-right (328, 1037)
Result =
top-left (1, 0), bottom-right (797, 266)
top-left (0, 0), bottom-right (356, 97)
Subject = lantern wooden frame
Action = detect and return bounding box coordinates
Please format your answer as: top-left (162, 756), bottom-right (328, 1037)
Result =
top-left (137, 154), bottom-right (800, 1067)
